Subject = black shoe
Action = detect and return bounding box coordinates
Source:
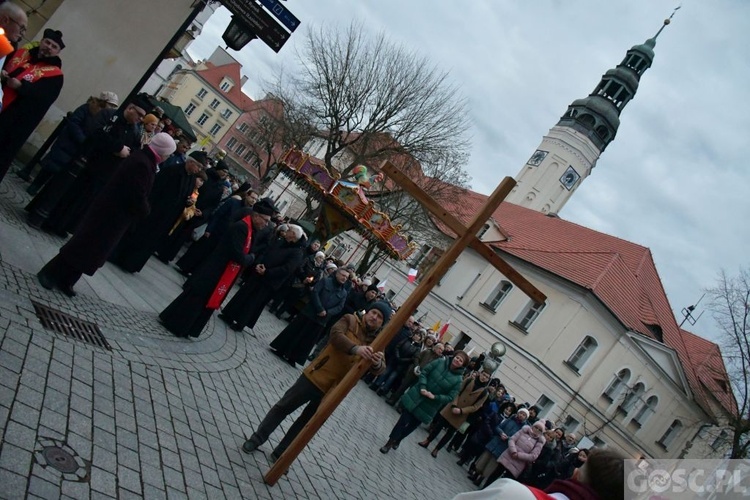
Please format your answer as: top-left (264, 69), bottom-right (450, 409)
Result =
top-left (177, 267), bottom-right (191, 277)
top-left (242, 440), bottom-right (259, 454)
top-left (392, 440), bottom-right (400, 450)
top-left (368, 383), bottom-right (379, 391)
top-left (218, 312), bottom-right (232, 324)
top-left (37, 270), bottom-right (55, 290)
top-left (16, 169), bottom-right (31, 182)
top-left (60, 286), bottom-right (77, 297)
top-left (457, 458), bottom-right (467, 466)
top-left (26, 185), bottom-right (40, 196)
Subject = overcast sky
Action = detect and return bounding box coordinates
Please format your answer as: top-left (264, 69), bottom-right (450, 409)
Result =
top-left (188, 1), bottom-right (749, 342)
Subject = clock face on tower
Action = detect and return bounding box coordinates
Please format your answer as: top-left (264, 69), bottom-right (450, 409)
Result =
top-left (527, 150), bottom-right (548, 166)
top-left (560, 166), bottom-right (581, 190)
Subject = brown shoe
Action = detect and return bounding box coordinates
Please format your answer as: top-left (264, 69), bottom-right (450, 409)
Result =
top-left (418, 439), bottom-right (430, 448)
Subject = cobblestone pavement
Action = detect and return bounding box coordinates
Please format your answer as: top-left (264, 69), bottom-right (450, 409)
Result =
top-left (0, 173), bottom-right (475, 499)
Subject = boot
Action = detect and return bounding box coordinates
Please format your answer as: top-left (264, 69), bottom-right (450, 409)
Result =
top-left (379, 439), bottom-right (396, 454)
top-left (418, 439), bottom-right (430, 448)
top-left (430, 447), bottom-right (439, 458)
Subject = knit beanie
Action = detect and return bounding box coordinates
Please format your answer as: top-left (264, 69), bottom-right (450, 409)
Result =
top-left (366, 301), bottom-right (392, 323)
top-left (148, 133), bottom-right (177, 162)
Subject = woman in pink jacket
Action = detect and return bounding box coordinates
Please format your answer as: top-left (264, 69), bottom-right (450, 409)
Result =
top-left (484, 419), bottom-right (546, 487)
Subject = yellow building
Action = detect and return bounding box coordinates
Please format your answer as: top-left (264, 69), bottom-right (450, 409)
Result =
top-left (158, 48), bottom-right (252, 153)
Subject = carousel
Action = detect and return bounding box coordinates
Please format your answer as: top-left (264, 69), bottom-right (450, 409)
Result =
top-left (276, 149), bottom-right (417, 261)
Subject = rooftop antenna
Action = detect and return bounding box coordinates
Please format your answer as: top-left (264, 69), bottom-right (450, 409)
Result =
top-left (679, 293), bottom-right (705, 328)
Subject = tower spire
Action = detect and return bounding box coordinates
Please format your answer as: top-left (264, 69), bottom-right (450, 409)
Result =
top-left (507, 12), bottom-right (677, 215)
top-left (653, 6), bottom-right (680, 41)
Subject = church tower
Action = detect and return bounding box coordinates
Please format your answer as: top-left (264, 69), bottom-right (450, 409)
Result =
top-left (506, 15), bottom-right (675, 214)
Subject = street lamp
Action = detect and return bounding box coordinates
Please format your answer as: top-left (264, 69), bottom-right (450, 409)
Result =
top-left (222, 15), bottom-right (257, 51)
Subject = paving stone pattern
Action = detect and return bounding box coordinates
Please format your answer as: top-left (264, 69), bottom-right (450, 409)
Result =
top-left (0, 173), bottom-right (475, 499)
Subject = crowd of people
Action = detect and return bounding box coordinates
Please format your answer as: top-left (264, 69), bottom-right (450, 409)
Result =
top-left (0, 10), bottom-right (625, 496)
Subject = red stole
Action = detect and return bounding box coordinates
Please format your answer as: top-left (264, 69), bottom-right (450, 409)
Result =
top-left (206, 216), bottom-right (253, 309)
top-left (2, 48), bottom-right (63, 109)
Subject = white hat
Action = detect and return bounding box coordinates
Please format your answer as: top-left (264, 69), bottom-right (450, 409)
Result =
top-left (99, 91), bottom-right (119, 106)
top-left (325, 263), bottom-right (338, 270)
top-left (362, 278), bottom-right (372, 286)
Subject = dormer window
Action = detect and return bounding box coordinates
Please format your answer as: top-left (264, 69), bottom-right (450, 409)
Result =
top-left (219, 77), bottom-right (234, 92)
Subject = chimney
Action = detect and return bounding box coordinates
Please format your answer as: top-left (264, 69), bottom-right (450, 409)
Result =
top-left (241, 75), bottom-right (248, 86)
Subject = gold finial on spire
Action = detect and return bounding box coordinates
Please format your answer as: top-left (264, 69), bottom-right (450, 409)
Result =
top-left (654, 5), bottom-right (680, 39)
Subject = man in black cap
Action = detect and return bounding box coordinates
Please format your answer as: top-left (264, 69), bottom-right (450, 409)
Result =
top-left (0, 27), bottom-right (65, 184)
top-left (160, 197), bottom-right (277, 338)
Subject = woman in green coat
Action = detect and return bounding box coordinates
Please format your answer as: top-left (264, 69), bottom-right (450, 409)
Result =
top-left (380, 350), bottom-right (469, 453)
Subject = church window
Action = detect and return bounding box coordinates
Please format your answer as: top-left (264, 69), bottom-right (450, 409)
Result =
top-left (535, 394), bottom-right (555, 418)
top-left (595, 126), bottom-right (610, 141)
top-left (566, 336), bottom-right (598, 372)
top-left (657, 420), bottom-right (683, 450)
top-left (578, 114), bottom-right (595, 128)
top-left (513, 300), bottom-right (546, 331)
top-left (619, 382), bottom-right (645, 413)
top-left (602, 369), bottom-right (630, 402)
top-left (632, 395), bottom-right (658, 427)
top-left (482, 281), bottom-right (512, 311)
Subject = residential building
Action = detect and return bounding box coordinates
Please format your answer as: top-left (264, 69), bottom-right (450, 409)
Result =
top-left (157, 48), bottom-right (255, 176)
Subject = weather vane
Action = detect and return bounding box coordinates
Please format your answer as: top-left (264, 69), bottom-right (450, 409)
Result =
top-left (654, 5), bottom-right (681, 39)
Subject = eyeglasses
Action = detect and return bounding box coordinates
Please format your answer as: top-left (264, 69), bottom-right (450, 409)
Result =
top-left (8, 18), bottom-right (27, 35)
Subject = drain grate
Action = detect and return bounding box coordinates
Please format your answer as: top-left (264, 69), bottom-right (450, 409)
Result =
top-left (31, 300), bottom-right (111, 350)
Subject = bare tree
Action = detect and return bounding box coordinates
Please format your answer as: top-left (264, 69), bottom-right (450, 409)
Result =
top-left (707, 267), bottom-right (750, 458)
top-left (254, 21), bottom-right (473, 270)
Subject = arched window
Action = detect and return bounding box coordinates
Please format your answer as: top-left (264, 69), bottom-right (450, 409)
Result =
top-left (578, 114), bottom-right (596, 127)
top-left (620, 382), bottom-right (645, 413)
top-left (657, 420), bottom-right (683, 450)
top-left (566, 336), bottom-right (598, 372)
top-left (632, 395), bottom-right (658, 427)
top-left (514, 300), bottom-right (546, 332)
top-left (483, 281), bottom-right (512, 311)
top-left (595, 125), bottom-right (610, 141)
top-left (602, 369), bottom-right (630, 402)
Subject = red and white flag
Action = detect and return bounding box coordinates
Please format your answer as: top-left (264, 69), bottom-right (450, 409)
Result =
top-left (438, 319), bottom-right (451, 341)
top-left (407, 268), bottom-right (418, 283)
top-left (377, 279), bottom-right (388, 291)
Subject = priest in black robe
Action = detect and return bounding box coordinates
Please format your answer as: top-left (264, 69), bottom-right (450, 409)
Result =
top-left (219, 225), bottom-right (307, 333)
top-left (36, 134), bottom-right (176, 296)
top-left (108, 150), bottom-right (202, 272)
top-left (159, 198), bottom-right (278, 339)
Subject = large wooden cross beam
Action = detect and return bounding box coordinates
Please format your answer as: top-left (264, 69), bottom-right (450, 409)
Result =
top-left (264, 164), bottom-right (546, 485)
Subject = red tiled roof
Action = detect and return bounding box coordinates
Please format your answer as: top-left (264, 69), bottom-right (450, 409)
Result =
top-left (195, 62), bottom-right (254, 111)
top-left (680, 328), bottom-right (738, 418)
top-left (431, 185), bottom-right (733, 420)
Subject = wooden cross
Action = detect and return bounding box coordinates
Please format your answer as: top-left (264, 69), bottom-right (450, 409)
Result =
top-left (264, 163), bottom-right (546, 485)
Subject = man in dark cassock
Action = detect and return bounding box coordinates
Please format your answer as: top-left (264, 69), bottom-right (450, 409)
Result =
top-left (159, 198), bottom-right (277, 338)
top-left (36, 133), bottom-right (177, 296)
top-left (108, 147), bottom-right (202, 273)
top-left (29, 100), bottom-right (145, 234)
top-left (269, 267), bottom-right (350, 366)
top-left (219, 224), bottom-right (307, 333)
top-left (176, 184), bottom-right (258, 275)
top-left (0, 28), bottom-right (65, 184)
top-left (155, 154), bottom-right (228, 263)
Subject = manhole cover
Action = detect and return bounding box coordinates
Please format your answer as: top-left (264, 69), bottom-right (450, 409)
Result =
top-left (41, 446), bottom-right (78, 473)
top-left (34, 437), bottom-right (90, 482)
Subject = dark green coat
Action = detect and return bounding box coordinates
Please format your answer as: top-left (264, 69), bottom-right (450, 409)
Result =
top-left (400, 357), bottom-right (464, 424)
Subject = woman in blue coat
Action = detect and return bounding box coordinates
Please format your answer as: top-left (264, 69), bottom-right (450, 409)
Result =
top-left (379, 350), bottom-right (469, 453)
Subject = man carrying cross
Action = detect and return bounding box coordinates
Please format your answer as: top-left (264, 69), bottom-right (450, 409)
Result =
top-left (242, 301), bottom-right (392, 460)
